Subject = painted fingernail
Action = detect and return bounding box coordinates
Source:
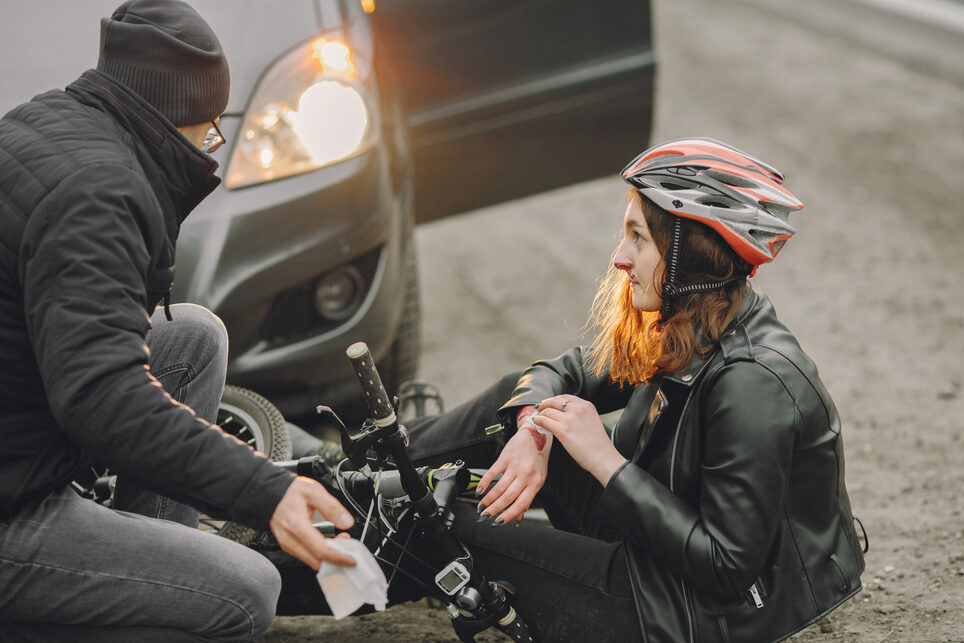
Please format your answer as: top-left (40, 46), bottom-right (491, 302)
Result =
top-left (514, 520), bottom-right (522, 527)
top-left (476, 504), bottom-right (486, 515)
top-left (478, 513), bottom-right (490, 522)
top-left (491, 518), bottom-right (504, 527)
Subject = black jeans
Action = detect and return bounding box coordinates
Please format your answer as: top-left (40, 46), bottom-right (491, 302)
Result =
top-left (403, 373), bottom-right (643, 642)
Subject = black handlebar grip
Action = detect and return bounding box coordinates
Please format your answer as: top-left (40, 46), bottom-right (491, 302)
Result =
top-left (346, 342), bottom-right (397, 427)
top-left (497, 607), bottom-right (533, 642)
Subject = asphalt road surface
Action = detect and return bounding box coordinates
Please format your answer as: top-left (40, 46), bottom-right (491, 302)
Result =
top-left (266, 0), bottom-right (964, 640)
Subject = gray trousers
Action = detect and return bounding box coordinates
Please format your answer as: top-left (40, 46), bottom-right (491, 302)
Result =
top-left (0, 304), bottom-right (281, 641)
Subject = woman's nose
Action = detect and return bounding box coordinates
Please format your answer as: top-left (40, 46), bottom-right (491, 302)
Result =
top-left (614, 245), bottom-right (632, 272)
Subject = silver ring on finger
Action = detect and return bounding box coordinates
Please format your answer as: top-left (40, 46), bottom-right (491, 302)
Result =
top-left (561, 399), bottom-right (568, 411)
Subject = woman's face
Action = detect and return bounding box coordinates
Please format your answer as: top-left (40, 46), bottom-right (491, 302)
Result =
top-left (614, 198), bottom-right (663, 311)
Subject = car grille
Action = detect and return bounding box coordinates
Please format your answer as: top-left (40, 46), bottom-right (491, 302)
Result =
top-left (259, 247), bottom-right (381, 347)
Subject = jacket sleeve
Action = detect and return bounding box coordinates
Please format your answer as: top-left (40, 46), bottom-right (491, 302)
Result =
top-left (19, 166), bottom-right (293, 529)
top-left (497, 346), bottom-right (632, 429)
top-left (597, 360), bottom-right (798, 600)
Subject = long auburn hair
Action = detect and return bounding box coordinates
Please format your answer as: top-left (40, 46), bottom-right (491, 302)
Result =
top-left (587, 191), bottom-right (749, 386)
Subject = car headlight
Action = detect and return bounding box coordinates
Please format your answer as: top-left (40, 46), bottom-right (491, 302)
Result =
top-left (224, 36), bottom-right (378, 189)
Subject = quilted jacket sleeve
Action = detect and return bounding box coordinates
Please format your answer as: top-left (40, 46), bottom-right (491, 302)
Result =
top-left (497, 345), bottom-right (633, 430)
top-left (19, 165), bottom-right (293, 529)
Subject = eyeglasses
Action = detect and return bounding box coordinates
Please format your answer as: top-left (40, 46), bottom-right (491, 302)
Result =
top-left (201, 119), bottom-right (226, 154)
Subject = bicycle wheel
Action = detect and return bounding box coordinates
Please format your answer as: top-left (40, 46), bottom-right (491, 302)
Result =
top-left (209, 385), bottom-right (292, 544)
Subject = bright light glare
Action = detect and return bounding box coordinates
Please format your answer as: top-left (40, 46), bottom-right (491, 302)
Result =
top-left (261, 112), bottom-right (280, 129)
top-left (312, 38), bottom-right (356, 77)
top-left (259, 148), bottom-right (274, 168)
top-left (287, 81), bottom-right (368, 166)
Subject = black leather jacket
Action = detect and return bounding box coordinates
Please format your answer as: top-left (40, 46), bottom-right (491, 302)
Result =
top-left (0, 71), bottom-right (293, 525)
top-left (501, 291), bottom-right (865, 642)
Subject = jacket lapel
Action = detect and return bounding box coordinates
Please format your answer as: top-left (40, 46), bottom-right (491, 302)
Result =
top-left (611, 383), bottom-right (657, 458)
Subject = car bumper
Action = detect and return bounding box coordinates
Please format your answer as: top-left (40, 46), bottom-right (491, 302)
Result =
top-left (174, 117), bottom-right (413, 417)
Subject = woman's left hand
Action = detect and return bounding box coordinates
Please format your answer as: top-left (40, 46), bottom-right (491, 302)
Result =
top-left (532, 395), bottom-right (628, 486)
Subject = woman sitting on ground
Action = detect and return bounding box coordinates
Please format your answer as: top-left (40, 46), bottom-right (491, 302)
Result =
top-left (406, 137), bottom-right (867, 642)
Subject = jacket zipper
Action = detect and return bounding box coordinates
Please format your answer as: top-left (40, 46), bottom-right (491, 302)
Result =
top-left (671, 388), bottom-right (699, 643)
top-left (669, 360), bottom-right (712, 643)
top-left (749, 583), bottom-right (764, 608)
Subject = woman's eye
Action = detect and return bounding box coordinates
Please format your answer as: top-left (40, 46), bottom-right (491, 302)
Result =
top-left (632, 231), bottom-right (642, 243)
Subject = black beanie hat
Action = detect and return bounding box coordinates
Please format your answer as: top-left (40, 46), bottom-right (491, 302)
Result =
top-left (96, 0), bottom-right (230, 127)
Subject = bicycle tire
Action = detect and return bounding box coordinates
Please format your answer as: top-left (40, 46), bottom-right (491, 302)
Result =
top-left (211, 385), bottom-right (292, 545)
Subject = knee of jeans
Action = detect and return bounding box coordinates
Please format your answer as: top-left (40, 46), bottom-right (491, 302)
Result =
top-left (224, 549), bottom-right (283, 638)
top-left (247, 560), bottom-right (283, 637)
top-left (168, 304), bottom-right (228, 359)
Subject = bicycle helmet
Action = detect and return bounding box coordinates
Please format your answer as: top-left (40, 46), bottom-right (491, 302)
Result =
top-left (621, 137), bottom-right (803, 321)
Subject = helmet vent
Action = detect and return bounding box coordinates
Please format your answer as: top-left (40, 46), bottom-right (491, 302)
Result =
top-left (696, 194), bottom-right (740, 210)
top-left (747, 228), bottom-right (771, 244)
top-left (659, 181), bottom-right (691, 191)
top-left (703, 168), bottom-right (759, 189)
top-left (760, 201), bottom-right (794, 221)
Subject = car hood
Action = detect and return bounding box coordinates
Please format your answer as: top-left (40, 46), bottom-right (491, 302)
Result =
top-left (0, 0), bottom-right (322, 118)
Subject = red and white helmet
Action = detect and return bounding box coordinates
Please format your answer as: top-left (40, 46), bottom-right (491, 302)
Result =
top-left (621, 137), bottom-right (802, 268)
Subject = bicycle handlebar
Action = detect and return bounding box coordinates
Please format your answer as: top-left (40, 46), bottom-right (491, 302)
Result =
top-left (346, 342), bottom-right (396, 428)
top-left (276, 457), bottom-right (476, 502)
top-left (307, 342), bottom-right (532, 642)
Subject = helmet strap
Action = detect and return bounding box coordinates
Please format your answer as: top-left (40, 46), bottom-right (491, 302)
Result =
top-left (657, 217), bottom-right (747, 325)
top-left (658, 217), bottom-right (683, 324)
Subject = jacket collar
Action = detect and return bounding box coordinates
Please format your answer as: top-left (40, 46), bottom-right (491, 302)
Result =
top-left (661, 288), bottom-right (762, 387)
top-left (66, 70), bottom-right (221, 229)
top-left (616, 290), bottom-right (765, 462)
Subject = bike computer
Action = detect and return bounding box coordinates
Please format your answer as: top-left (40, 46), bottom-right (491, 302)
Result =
top-left (434, 560), bottom-right (471, 595)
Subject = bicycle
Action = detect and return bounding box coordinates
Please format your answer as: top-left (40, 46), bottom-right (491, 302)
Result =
top-left (260, 341), bottom-right (532, 642)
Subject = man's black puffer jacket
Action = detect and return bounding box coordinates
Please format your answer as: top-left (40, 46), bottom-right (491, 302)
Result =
top-left (0, 71), bottom-right (293, 526)
top-left (500, 291), bottom-right (866, 642)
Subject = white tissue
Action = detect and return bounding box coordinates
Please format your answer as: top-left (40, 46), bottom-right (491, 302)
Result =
top-left (316, 538), bottom-right (389, 619)
top-left (525, 410), bottom-right (551, 435)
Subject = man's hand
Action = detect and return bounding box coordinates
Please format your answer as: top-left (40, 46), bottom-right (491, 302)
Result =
top-left (269, 476), bottom-right (356, 569)
top-left (476, 406), bottom-right (550, 525)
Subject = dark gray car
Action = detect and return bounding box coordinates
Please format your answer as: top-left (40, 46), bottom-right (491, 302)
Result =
top-left (0, 0), bottom-right (654, 420)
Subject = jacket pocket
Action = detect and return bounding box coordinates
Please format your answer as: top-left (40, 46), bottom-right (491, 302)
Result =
top-left (828, 554), bottom-right (852, 593)
top-left (716, 615), bottom-right (731, 643)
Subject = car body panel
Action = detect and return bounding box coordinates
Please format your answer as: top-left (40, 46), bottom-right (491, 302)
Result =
top-left (371, 0), bottom-right (655, 221)
top-left (1, 0), bottom-right (654, 419)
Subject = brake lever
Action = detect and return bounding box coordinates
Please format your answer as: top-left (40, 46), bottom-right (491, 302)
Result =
top-left (315, 404), bottom-right (382, 473)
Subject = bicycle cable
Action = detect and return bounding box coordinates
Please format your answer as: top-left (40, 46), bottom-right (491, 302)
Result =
top-left (331, 457), bottom-right (447, 580)
top-left (359, 463), bottom-right (384, 544)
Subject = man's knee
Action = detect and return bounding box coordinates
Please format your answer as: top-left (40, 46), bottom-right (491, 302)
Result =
top-left (168, 303), bottom-right (228, 350)
top-left (242, 553), bottom-right (283, 638)
top-left (150, 303), bottom-right (228, 368)
top-left (213, 546), bottom-right (283, 640)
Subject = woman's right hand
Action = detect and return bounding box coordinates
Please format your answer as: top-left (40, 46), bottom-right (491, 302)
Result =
top-left (476, 405), bottom-right (551, 525)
